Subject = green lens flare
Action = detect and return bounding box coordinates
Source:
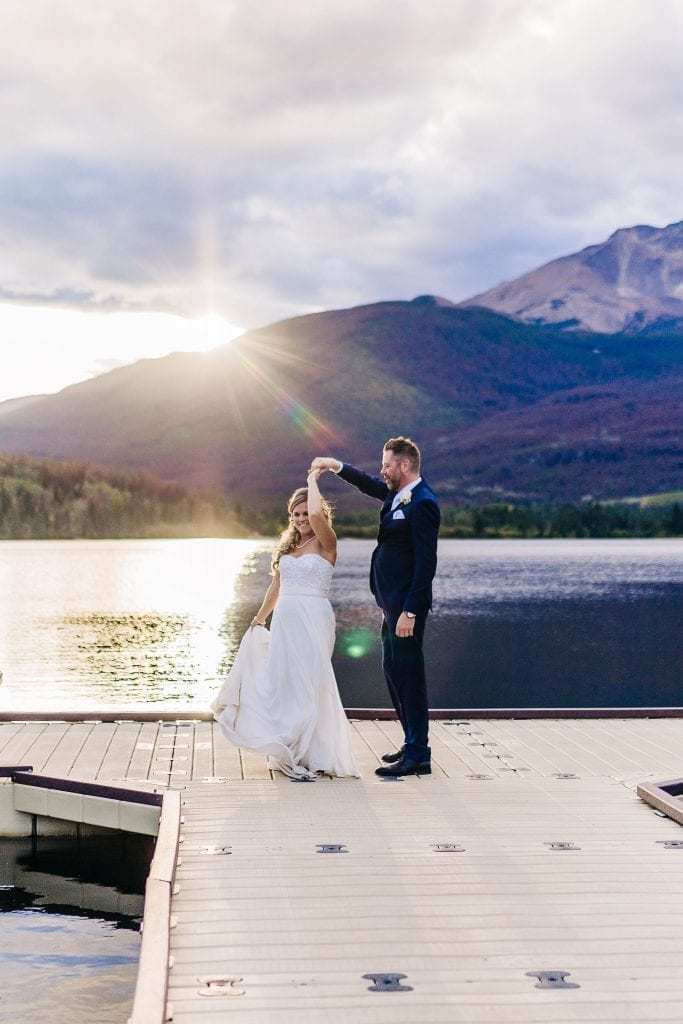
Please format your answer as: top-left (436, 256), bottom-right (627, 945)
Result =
top-left (340, 627), bottom-right (374, 659)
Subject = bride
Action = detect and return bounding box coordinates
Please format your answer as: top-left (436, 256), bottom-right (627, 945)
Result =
top-left (211, 468), bottom-right (360, 779)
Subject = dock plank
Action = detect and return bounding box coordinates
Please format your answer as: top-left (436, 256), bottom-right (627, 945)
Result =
top-left (431, 721), bottom-right (510, 776)
top-left (210, 721), bottom-right (243, 778)
top-left (471, 718), bottom-right (568, 775)
top-left (126, 721), bottom-right (162, 780)
top-left (563, 719), bottom-right (654, 774)
top-left (99, 720), bottom-right (144, 779)
top-left (67, 721), bottom-right (117, 779)
top-left (347, 718), bottom-right (384, 776)
top-left (0, 721), bottom-right (29, 758)
top-left (41, 721), bottom-right (96, 776)
top-left (189, 720), bottom-right (214, 779)
top-left (239, 747), bottom-right (273, 780)
top-left (351, 718), bottom-right (398, 765)
top-left (641, 718), bottom-right (683, 764)
top-left (589, 719), bottom-right (683, 775)
top-left (0, 722), bottom-right (49, 764)
top-left (498, 718), bottom-right (628, 776)
top-left (14, 722), bottom-right (72, 771)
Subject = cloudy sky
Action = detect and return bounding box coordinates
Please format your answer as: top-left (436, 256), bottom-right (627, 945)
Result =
top-left (0, 0), bottom-right (681, 401)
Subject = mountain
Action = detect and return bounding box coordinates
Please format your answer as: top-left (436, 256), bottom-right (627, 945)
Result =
top-left (461, 221), bottom-right (683, 334)
top-left (0, 299), bottom-right (680, 505)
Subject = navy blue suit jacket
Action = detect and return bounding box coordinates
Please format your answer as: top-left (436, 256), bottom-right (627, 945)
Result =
top-left (338, 463), bottom-right (440, 622)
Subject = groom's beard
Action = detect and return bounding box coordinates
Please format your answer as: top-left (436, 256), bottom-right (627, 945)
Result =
top-left (381, 471), bottom-right (401, 491)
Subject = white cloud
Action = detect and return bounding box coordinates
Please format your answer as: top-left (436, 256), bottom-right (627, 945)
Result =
top-left (0, 0), bottom-right (679, 340)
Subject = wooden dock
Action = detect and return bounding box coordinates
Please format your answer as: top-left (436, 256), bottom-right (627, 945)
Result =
top-left (2, 716), bottom-right (683, 1022)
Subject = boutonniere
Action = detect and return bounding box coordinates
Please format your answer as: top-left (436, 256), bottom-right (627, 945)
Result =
top-left (400, 493), bottom-right (412, 507)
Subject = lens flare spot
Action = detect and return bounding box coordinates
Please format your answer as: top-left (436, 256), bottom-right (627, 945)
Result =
top-left (340, 627), bottom-right (375, 659)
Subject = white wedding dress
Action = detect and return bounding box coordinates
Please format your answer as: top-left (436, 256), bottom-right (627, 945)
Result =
top-left (211, 553), bottom-right (360, 779)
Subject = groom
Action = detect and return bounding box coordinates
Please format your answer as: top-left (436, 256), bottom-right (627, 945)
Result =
top-left (311, 437), bottom-right (440, 776)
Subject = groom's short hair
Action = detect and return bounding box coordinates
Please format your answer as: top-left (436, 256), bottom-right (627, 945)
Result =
top-left (384, 436), bottom-right (420, 471)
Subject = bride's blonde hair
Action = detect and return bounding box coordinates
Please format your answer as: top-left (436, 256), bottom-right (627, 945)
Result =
top-left (271, 486), bottom-right (333, 570)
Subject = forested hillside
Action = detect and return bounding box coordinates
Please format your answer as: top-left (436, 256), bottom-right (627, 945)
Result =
top-left (0, 300), bottom-right (680, 505)
top-left (0, 453), bottom-right (244, 538)
top-left (1, 451), bottom-right (680, 540)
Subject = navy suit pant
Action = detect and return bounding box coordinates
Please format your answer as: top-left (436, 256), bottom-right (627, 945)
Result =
top-left (380, 612), bottom-right (430, 762)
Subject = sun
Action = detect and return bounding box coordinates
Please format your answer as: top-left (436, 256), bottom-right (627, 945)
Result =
top-left (0, 304), bottom-right (245, 403)
top-left (187, 312), bottom-right (244, 353)
top-left (108, 309), bottom-right (244, 358)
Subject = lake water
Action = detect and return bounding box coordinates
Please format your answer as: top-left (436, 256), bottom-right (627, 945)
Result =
top-left (0, 832), bottom-right (152, 1024)
top-left (0, 539), bottom-right (680, 1022)
top-left (0, 537), bottom-right (680, 710)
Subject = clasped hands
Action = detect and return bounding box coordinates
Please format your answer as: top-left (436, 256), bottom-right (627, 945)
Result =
top-left (309, 457), bottom-right (338, 475)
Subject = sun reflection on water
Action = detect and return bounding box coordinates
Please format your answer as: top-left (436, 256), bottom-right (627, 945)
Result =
top-left (0, 538), bottom-right (271, 710)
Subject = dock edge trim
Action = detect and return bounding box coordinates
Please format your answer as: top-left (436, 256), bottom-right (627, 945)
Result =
top-left (637, 777), bottom-right (683, 826)
top-left (128, 787), bottom-right (182, 1024)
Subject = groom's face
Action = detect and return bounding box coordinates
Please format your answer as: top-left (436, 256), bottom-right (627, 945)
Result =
top-left (380, 449), bottom-right (404, 491)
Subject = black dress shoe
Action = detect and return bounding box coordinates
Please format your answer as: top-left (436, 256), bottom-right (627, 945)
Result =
top-left (375, 757), bottom-right (431, 777)
top-left (381, 747), bottom-right (405, 764)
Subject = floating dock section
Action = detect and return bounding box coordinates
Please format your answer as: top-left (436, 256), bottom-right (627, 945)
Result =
top-left (2, 714), bottom-right (683, 1023)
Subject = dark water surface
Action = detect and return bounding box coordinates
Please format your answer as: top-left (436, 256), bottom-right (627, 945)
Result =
top-left (0, 538), bottom-right (680, 710)
top-left (0, 833), bottom-right (152, 1024)
top-left (333, 538), bottom-right (683, 709)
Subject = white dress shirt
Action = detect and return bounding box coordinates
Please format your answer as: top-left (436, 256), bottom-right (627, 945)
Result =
top-left (391, 477), bottom-right (422, 511)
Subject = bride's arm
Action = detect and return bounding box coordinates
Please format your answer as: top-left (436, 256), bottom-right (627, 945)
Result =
top-left (307, 469), bottom-right (337, 558)
top-left (250, 569), bottom-right (280, 627)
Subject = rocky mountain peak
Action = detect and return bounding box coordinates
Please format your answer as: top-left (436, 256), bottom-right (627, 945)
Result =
top-left (461, 219), bottom-right (683, 333)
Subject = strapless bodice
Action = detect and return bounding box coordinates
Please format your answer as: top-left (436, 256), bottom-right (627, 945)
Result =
top-left (279, 553), bottom-right (334, 597)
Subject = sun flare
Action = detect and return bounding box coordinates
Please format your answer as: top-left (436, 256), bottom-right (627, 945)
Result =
top-left (0, 304), bottom-right (244, 403)
top-left (182, 312), bottom-right (245, 354)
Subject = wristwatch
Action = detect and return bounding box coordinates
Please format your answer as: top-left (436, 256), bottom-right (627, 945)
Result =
top-left (404, 611), bottom-right (416, 619)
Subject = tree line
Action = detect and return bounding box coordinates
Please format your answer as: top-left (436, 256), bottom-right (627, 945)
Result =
top-left (446, 500), bottom-right (682, 538)
top-left (1, 452), bottom-right (680, 540)
top-left (334, 500), bottom-right (682, 539)
top-left (0, 454), bottom-right (244, 539)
